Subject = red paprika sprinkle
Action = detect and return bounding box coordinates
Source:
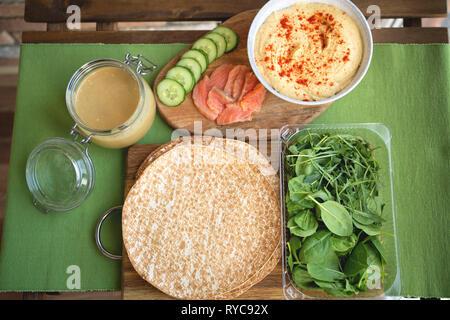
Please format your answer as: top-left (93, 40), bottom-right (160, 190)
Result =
top-left (296, 79), bottom-right (308, 86)
top-left (280, 15), bottom-right (293, 40)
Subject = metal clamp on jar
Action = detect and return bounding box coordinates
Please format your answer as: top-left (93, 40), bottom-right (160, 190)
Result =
top-left (25, 53), bottom-right (157, 213)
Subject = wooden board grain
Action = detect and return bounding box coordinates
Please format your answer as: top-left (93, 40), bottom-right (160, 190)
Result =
top-left (24, 0), bottom-right (448, 22)
top-left (154, 10), bottom-right (332, 134)
top-left (122, 143), bottom-right (284, 300)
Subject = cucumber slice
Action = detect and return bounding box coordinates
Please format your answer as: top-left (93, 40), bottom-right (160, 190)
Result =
top-left (165, 66), bottom-right (195, 94)
top-left (181, 49), bottom-right (209, 73)
top-left (156, 79), bottom-right (186, 107)
top-left (192, 38), bottom-right (218, 64)
top-left (213, 26), bottom-right (239, 52)
top-left (204, 32), bottom-right (227, 58)
top-left (176, 58), bottom-right (202, 83)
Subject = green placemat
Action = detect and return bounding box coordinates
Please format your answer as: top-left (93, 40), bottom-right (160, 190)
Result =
top-left (0, 43), bottom-right (448, 298)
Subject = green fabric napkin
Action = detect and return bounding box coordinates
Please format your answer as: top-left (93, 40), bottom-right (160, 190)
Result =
top-left (0, 43), bottom-right (448, 298)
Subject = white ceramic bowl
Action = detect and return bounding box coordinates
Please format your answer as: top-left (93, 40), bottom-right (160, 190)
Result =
top-left (247, 0), bottom-right (373, 106)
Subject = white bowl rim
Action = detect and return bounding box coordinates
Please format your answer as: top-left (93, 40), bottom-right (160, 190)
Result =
top-left (247, 0), bottom-right (373, 106)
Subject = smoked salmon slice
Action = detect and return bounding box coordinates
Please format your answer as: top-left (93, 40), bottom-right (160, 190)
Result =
top-left (192, 75), bottom-right (218, 121)
top-left (238, 72), bottom-right (259, 101)
top-left (216, 103), bottom-right (252, 126)
top-left (209, 64), bottom-right (233, 90)
top-left (231, 67), bottom-right (248, 100)
top-left (224, 65), bottom-right (248, 97)
top-left (240, 83), bottom-right (266, 112)
top-left (206, 87), bottom-right (234, 114)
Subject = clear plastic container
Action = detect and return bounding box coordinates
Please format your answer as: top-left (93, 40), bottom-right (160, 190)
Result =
top-left (279, 123), bottom-right (401, 299)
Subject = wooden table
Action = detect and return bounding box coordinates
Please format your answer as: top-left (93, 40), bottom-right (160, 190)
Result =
top-left (5, 0), bottom-right (450, 300)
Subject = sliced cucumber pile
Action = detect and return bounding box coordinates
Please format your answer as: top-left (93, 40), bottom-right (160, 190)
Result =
top-left (157, 26), bottom-right (239, 107)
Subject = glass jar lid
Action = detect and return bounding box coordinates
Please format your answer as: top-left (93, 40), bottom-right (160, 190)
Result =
top-left (25, 137), bottom-right (95, 213)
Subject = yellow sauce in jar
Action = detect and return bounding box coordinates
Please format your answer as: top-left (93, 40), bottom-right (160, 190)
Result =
top-left (75, 67), bottom-right (140, 131)
top-left (72, 65), bottom-right (156, 149)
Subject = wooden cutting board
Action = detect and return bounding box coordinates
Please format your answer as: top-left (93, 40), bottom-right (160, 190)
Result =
top-left (154, 9), bottom-right (332, 133)
top-left (121, 143), bottom-right (284, 300)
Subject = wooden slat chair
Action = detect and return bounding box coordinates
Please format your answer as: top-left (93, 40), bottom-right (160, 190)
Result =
top-left (14, 0), bottom-right (449, 300)
top-left (23, 0), bottom-right (448, 44)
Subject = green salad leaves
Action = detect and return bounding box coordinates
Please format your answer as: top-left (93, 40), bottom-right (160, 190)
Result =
top-left (285, 132), bottom-right (387, 297)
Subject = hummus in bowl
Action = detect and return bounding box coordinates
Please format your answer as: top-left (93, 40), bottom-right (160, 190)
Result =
top-left (248, 0), bottom-right (372, 105)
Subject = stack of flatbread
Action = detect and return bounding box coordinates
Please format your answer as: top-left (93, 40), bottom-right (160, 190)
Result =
top-left (122, 136), bottom-right (281, 299)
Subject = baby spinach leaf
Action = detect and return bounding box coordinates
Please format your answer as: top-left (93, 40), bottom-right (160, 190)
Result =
top-left (304, 172), bottom-right (321, 184)
top-left (353, 220), bottom-right (382, 236)
top-left (287, 236), bottom-right (302, 272)
top-left (343, 242), bottom-right (369, 277)
top-left (369, 236), bottom-right (386, 263)
top-left (314, 205), bottom-right (322, 221)
top-left (325, 283), bottom-right (356, 297)
top-left (344, 242), bottom-right (383, 288)
top-left (351, 208), bottom-right (385, 225)
top-left (307, 262), bottom-right (346, 282)
top-left (287, 217), bottom-right (296, 229)
top-left (315, 200), bottom-right (353, 236)
top-left (289, 212), bottom-right (317, 237)
top-left (288, 176), bottom-right (311, 202)
top-left (299, 230), bottom-right (334, 265)
top-left (312, 279), bottom-right (356, 297)
top-left (289, 236), bottom-right (301, 261)
top-left (295, 149), bottom-right (315, 176)
top-left (290, 226), bottom-right (316, 237)
top-left (310, 189), bottom-right (332, 202)
top-left (294, 210), bottom-right (318, 232)
top-left (292, 266), bottom-right (318, 290)
top-left (331, 233), bottom-right (358, 255)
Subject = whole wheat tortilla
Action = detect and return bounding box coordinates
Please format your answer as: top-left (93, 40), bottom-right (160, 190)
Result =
top-left (136, 136), bottom-right (279, 194)
top-left (123, 143), bottom-right (281, 299)
top-left (134, 137), bottom-right (282, 299)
